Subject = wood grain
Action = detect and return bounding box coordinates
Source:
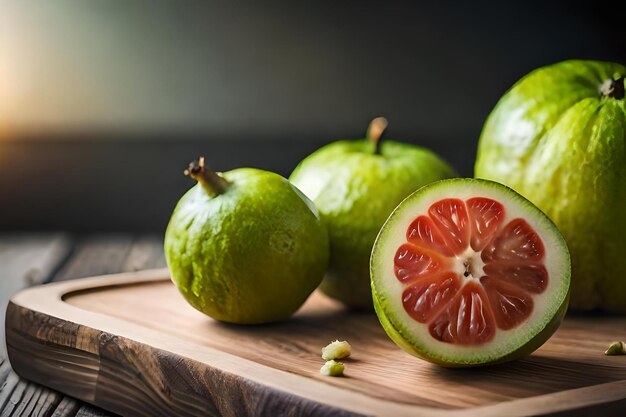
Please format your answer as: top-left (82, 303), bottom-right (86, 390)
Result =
top-left (54, 235), bottom-right (136, 281)
top-left (0, 234), bottom-right (164, 417)
top-left (6, 270), bottom-right (626, 417)
top-left (0, 234), bottom-right (70, 357)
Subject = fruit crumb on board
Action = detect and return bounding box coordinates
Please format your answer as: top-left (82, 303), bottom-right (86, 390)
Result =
top-left (320, 360), bottom-right (345, 377)
top-left (605, 341), bottom-right (626, 355)
top-left (322, 340), bottom-right (352, 360)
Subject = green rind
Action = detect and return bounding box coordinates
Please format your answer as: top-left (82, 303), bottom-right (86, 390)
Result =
top-left (372, 283), bottom-right (436, 362)
top-left (164, 168), bottom-right (329, 324)
top-left (290, 139), bottom-right (456, 308)
top-left (371, 178), bottom-right (571, 366)
top-left (374, 286), bottom-right (569, 368)
top-left (475, 59), bottom-right (626, 312)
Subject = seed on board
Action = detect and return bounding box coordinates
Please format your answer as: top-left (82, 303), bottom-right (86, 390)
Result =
top-left (320, 360), bottom-right (345, 376)
top-left (605, 341), bottom-right (626, 355)
top-left (321, 340), bottom-right (351, 360)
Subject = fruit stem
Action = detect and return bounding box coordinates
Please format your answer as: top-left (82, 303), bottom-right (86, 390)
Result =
top-left (367, 117), bottom-right (389, 155)
top-left (601, 77), bottom-right (625, 99)
top-left (184, 156), bottom-right (230, 196)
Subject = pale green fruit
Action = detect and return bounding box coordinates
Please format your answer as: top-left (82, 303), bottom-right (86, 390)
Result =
top-left (290, 118), bottom-right (455, 308)
top-left (165, 158), bottom-right (329, 324)
top-left (475, 60), bottom-right (626, 312)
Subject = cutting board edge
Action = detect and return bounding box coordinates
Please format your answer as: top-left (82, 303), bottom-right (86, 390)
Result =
top-left (5, 269), bottom-right (437, 417)
top-left (5, 270), bottom-right (626, 417)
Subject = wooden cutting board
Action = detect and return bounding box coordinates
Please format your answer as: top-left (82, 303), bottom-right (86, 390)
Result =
top-left (5, 269), bottom-right (626, 417)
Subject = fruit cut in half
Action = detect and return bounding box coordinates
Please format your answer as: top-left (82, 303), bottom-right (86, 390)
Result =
top-left (371, 179), bottom-right (570, 367)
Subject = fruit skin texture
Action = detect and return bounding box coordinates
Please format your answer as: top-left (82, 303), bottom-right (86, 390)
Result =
top-left (475, 60), bottom-right (626, 312)
top-left (165, 168), bottom-right (329, 324)
top-left (290, 139), bottom-right (455, 308)
top-left (371, 179), bottom-right (571, 367)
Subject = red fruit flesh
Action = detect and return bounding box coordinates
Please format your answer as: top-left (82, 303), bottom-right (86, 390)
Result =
top-left (393, 198), bottom-right (547, 346)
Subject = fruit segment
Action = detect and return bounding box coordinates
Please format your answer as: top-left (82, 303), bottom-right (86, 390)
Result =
top-left (480, 276), bottom-right (533, 330)
top-left (394, 243), bottom-right (447, 283)
top-left (428, 199), bottom-right (470, 255)
top-left (467, 197), bottom-right (505, 251)
top-left (482, 262), bottom-right (548, 294)
top-left (428, 282), bottom-right (496, 345)
top-left (481, 219), bottom-right (545, 263)
top-left (406, 216), bottom-right (455, 257)
top-left (393, 196), bottom-right (549, 346)
top-left (401, 272), bottom-right (460, 323)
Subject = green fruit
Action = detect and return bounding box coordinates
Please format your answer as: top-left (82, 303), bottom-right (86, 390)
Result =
top-left (290, 118), bottom-right (455, 308)
top-left (475, 60), bottom-right (626, 312)
top-left (164, 158), bottom-right (329, 324)
top-left (371, 179), bottom-right (570, 367)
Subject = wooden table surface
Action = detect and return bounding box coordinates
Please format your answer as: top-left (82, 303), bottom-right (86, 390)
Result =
top-left (0, 233), bottom-right (166, 417)
top-left (2, 235), bottom-right (623, 417)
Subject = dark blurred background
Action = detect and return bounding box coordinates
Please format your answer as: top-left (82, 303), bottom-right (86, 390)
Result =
top-left (1, 1), bottom-right (625, 232)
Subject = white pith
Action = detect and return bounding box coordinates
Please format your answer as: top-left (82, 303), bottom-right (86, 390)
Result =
top-left (453, 247), bottom-right (485, 282)
top-left (372, 180), bottom-right (570, 363)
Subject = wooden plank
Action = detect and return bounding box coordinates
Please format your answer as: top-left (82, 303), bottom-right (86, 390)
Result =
top-left (120, 236), bottom-right (166, 273)
top-left (0, 234), bottom-right (71, 294)
top-left (0, 234), bottom-right (71, 287)
top-left (0, 234), bottom-right (78, 417)
top-left (0, 359), bottom-right (11, 396)
top-left (53, 235), bottom-right (135, 281)
top-left (75, 405), bottom-right (118, 417)
top-left (1, 234), bottom-right (164, 417)
top-left (6, 270), bottom-right (626, 417)
top-left (0, 380), bottom-right (62, 417)
top-left (50, 398), bottom-right (81, 417)
top-left (0, 234), bottom-right (71, 357)
top-left (53, 235), bottom-right (165, 280)
top-left (0, 360), bottom-right (20, 412)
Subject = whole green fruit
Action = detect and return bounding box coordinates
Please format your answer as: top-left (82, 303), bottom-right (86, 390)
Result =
top-left (290, 118), bottom-right (456, 308)
top-left (475, 60), bottom-right (626, 312)
top-left (165, 157), bottom-right (329, 324)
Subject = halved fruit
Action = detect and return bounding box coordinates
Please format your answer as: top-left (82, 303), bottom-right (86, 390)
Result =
top-left (371, 179), bottom-right (570, 367)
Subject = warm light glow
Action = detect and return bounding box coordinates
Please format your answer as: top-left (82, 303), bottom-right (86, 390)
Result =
top-left (0, 3), bottom-right (100, 137)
